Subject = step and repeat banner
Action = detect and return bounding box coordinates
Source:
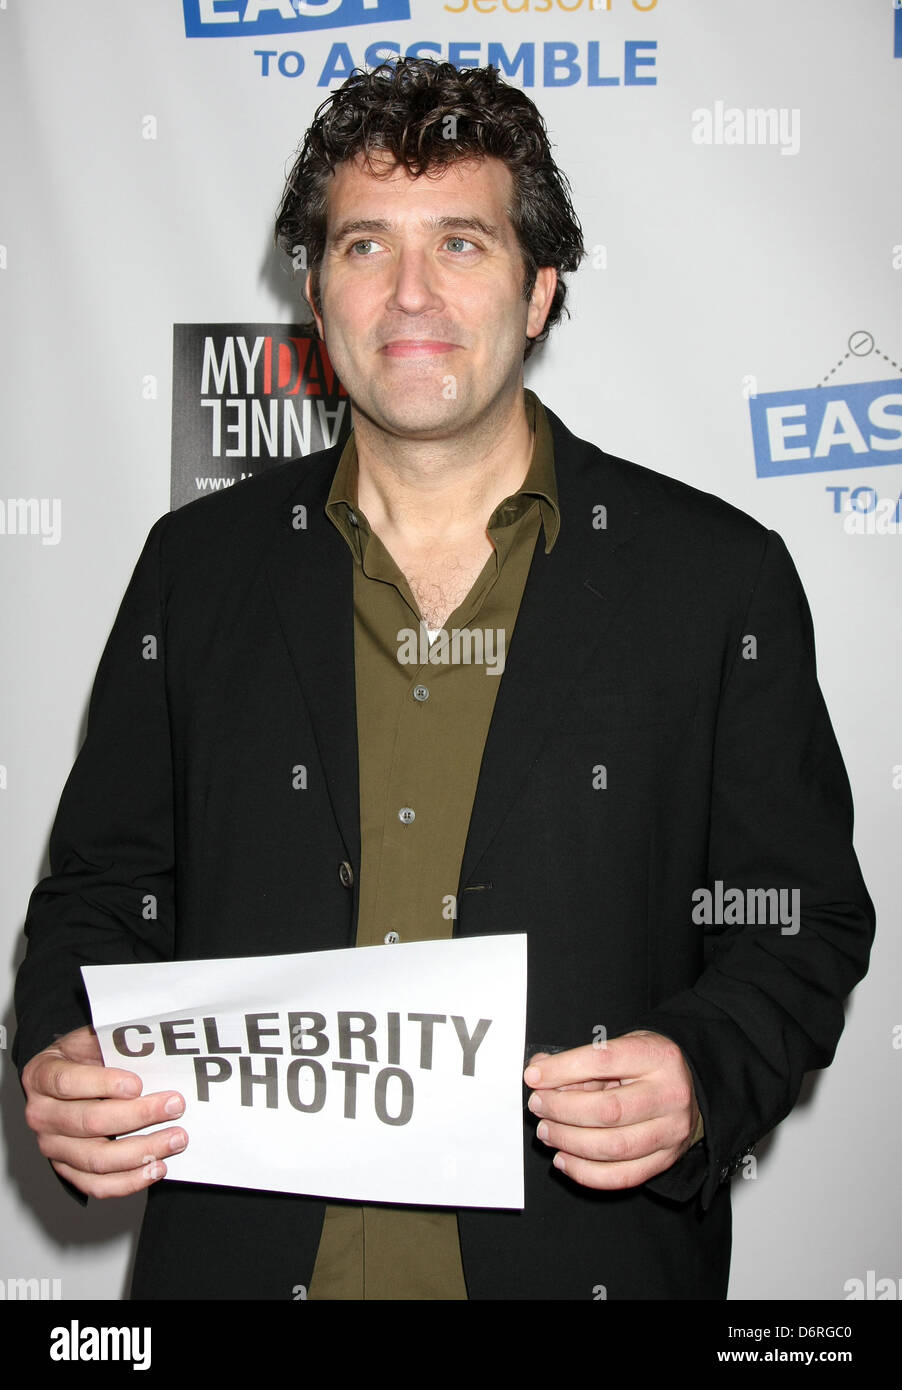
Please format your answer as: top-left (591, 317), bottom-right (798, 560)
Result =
top-left (1, 1), bottom-right (899, 1303)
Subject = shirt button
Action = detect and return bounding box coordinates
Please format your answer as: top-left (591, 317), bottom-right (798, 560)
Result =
top-left (398, 807), bottom-right (416, 824)
top-left (384, 931), bottom-right (400, 945)
top-left (338, 861), bottom-right (354, 888)
top-left (346, 508), bottom-right (358, 527)
top-left (412, 685), bottom-right (429, 702)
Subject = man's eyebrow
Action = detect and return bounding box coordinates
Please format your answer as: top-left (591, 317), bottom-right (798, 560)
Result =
top-left (328, 215), bottom-right (504, 246)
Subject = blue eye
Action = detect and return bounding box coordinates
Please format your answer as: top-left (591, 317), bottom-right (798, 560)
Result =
top-left (350, 240), bottom-right (378, 256)
top-left (445, 237), bottom-right (475, 253)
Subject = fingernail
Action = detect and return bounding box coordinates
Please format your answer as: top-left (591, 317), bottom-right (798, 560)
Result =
top-left (164, 1095), bottom-right (184, 1117)
top-left (524, 1066), bottom-right (541, 1085)
top-left (169, 1132), bottom-right (187, 1152)
top-left (528, 1093), bottom-right (543, 1114)
top-left (553, 1153), bottom-right (567, 1174)
top-left (537, 1122), bottom-right (549, 1142)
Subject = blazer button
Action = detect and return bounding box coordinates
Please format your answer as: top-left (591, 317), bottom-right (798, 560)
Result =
top-left (339, 861), bottom-right (354, 888)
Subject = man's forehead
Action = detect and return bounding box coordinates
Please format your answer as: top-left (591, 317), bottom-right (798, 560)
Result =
top-left (322, 151), bottom-right (515, 233)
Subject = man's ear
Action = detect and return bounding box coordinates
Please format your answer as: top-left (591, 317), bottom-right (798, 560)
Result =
top-left (526, 266), bottom-right (557, 341)
top-left (305, 269), bottom-right (324, 340)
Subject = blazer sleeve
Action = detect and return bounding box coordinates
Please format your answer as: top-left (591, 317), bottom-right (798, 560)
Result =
top-left (13, 514), bottom-right (176, 1076)
top-left (634, 527), bottom-right (875, 1209)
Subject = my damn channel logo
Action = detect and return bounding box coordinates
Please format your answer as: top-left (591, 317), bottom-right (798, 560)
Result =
top-left (182, 0), bottom-right (410, 37)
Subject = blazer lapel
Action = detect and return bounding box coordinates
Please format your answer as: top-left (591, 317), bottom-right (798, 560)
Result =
top-left (459, 406), bottom-right (660, 887)
top-left (264, 446), bottom-right (361, 869)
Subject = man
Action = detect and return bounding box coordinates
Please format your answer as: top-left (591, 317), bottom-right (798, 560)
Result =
top-left (15, 59), bottom-right (874, 1300)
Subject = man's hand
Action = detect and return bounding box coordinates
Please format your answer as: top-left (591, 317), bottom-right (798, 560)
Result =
top-left (22, 1025), bottom-right (187, 1198)
top-left (523, 1030), bottom-right (699, 1190)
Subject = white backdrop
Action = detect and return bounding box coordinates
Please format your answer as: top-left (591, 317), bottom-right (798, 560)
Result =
top-left (1, 0), bottom-right (899, 1300)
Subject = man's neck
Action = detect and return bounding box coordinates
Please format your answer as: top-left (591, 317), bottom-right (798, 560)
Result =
top-left (352, 386), bottom-right (534, 549)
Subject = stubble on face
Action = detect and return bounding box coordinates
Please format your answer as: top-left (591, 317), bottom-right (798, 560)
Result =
top-left (309, 151), bottom-right (535, 453)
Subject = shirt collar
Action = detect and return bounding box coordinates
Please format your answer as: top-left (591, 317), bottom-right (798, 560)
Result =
top-left (325, 387), bottom-right (560, 558)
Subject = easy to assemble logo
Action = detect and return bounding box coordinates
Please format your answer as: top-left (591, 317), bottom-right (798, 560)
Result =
top-left (182, 0), bottom-right (411, 37)
top-left (183, 0), bottom-right (661, 89)
top-left (748, 331), bottom-right (902, 483)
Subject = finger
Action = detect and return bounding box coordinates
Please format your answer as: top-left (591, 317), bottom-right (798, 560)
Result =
top-left (25, 1053), bottom-right (144, 1103)
top-left (534, 1112), bottom-right (687, 1164)
top-left (50, 1154), bottom-right (170, 1200)
top-left (524, 1041), bottom-right (628, 1089)
top-left (549, 1149), bottom-right (677, 1192)
top-left (525, 1033), bottom-right (682, 1089)
top-left (528, 1078), bottom-right (665, 1129)
top-left (38, 1126), bottom-right (188, 1177)
top-left (26, 1090), bottom-right (186, 1142)
top-left (525, 1054), bottom-right (616, 1088)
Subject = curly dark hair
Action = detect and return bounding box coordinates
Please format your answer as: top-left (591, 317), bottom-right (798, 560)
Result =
top-left (274, 58), bottom-right (585, 360)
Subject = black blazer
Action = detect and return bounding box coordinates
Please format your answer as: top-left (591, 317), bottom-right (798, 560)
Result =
top-left (14, 404), bottom-right (875, 1299)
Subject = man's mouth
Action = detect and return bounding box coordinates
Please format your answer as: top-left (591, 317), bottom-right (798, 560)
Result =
top-left (380, 340), bottom-right (460, 357)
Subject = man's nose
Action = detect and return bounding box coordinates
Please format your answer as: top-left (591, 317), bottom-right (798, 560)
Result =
top-left (385, 247), bottom-right (444, 315)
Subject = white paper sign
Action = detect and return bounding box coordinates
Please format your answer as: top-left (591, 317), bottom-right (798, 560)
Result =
top-left (82, 935), bottom-right (527, 1208)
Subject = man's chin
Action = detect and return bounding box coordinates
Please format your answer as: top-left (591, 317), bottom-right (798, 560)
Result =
top-left (349, 392), bottom-right (476, 441)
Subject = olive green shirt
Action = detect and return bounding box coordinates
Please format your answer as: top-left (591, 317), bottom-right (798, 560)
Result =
top-left (306, 389), bottom-right (559, 1300)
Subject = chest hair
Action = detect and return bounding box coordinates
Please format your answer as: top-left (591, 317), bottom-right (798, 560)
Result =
top-left (399, 540), bottom-right (494, 631)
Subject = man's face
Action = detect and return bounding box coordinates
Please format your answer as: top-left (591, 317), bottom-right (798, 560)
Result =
top-left (306, 151), bottom-right (556, 440)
